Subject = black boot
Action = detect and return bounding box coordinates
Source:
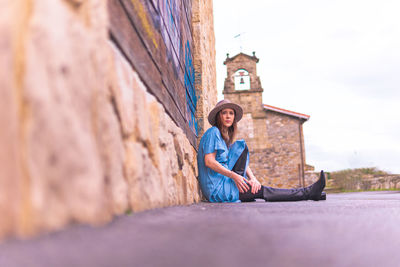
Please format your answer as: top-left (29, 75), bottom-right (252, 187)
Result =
top-left (304, 170), bottom-right (326, 201)
top-left (262, 186), bottom-right (308, 202)
top-left (262, 171), bottom-right (326, 202)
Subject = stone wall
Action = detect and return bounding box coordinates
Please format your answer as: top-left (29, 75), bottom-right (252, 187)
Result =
top-left (233, 103), bottom-right (311, 189)
top-left (253, 111), bottom-right (305, 188)
top-left (0, 0), bottom-right (216, 240)
top-left (328, 175), bottom-right (400, 191)
top-left (110, 42), bottom-right (201, 211)
top-left (359, 175), bottom-right (400, 190)
top-left (192, 0), bottom-right (217, 143)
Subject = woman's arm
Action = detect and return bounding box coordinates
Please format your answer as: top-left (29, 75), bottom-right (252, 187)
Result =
top-left (204, 152), bottom-right (249, 193)
top-left (246, 167), bottom-right (262, 194)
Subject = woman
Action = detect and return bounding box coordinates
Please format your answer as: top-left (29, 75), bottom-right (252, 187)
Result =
top-left (197, 99), bottom-right (326, 203)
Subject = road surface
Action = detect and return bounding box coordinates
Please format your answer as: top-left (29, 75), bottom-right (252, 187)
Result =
top-left (1, 191), bottom-right (400, 267)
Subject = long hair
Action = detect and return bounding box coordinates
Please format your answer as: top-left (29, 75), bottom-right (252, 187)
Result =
top-left (216, 111), bottom-right (237, 147)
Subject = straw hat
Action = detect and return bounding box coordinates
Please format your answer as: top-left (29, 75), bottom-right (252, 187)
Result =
top-left (208, 99), bottom-right (243, 126)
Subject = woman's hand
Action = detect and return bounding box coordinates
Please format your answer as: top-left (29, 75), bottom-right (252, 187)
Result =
top-left (230, 172), bottom-right (250, 193)
top-left (245, 167), bottom-right (262, 194)
top-left (247, 177), bottom-right (262, 194)
top-left (204, 152), bottom-right (250, 193)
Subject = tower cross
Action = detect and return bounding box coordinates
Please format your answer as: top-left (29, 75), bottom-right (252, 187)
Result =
top-left (233, 32), bottom-right (246, 52)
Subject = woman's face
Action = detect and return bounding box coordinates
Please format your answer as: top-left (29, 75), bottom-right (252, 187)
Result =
top-left (219, 108), bottom-right (235, 128)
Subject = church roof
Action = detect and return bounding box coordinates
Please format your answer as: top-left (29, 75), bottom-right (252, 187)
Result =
top-left (223, 52), bottom-right (259, 64)
top-left (263, 104), bottom-right (310, 121)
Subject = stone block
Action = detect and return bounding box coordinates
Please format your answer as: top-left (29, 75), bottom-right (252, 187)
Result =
top-left (94, 89), bottom-right (128, 215)
top-left (109, 42), bottom-right (136, 136)
top-left (146, 95), bottom-right (162, 169)
top-left (0, 2), bottom-right (22, 238)
top-left (11, 0), bottom-right (113, 236)
top-left (132, 71), bottom-right (151, 144)
top-left (124, 141), bottom-right (163, 212)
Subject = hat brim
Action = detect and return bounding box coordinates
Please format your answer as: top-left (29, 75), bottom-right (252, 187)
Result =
top-left (208, 102), bottom-right (243, 126)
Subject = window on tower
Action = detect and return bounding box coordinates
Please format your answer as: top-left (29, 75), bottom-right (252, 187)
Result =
top-left (234, 69), bottom-right (250, 90)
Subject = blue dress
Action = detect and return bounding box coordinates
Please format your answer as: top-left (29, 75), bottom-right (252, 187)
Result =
top-left (197, 126), bottom-right (249, 202)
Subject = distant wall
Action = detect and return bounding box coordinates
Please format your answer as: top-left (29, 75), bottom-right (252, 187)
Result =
top-left (329, 175), bottom-right (400, 191)
top-left (0, 0), bottom-right (216, 240)
top-left (359, 175), bottom-right (400, 190)
top-left (237, 109), bottom-right (310, 189)
top-left (257, 111), bottom-right (306, 188)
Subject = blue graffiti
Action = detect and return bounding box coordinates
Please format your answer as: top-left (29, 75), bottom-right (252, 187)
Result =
top-left (184, 40), bottom-right (197, 135)
top-left (153, 0), bottom-right (198, 135)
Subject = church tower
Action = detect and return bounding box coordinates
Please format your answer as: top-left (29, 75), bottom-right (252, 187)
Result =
top-left (223, 52), bottom-right (264, 117)
top-left (223, 52), bottom-right (270, 156)
top-left (222, 52), bottom-right (314, 189)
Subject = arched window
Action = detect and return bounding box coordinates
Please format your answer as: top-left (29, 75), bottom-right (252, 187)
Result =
top-left (234, 69), bottom-right (250, 90)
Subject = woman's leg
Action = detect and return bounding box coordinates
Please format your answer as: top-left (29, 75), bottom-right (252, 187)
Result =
top-left (262, 186), bottom-right (310, 202)
top-left (262, 171), bottom-right (326, 201)
top-left (231, 144), bottom-right (248, 177)
top-left (231, 145), bottom-right (263, 202)
top-left (231, 144), bottom-right (326, 202)
top-left (239, 187), bottom-right (263, 202)
top-left (239, 168), bottom-right (326, 202)
top-left (254, 171), bottom-right (326, 201)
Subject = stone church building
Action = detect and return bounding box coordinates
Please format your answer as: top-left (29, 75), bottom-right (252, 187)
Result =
top-left (223, 52), bottom-right (316, 188)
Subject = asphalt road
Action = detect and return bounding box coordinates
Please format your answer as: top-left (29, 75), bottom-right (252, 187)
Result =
top-left (1, 191), bottom-right (400, 267)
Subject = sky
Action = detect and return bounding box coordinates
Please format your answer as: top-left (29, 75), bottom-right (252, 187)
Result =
top-left (213, 0), bottom-right (400, 174)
